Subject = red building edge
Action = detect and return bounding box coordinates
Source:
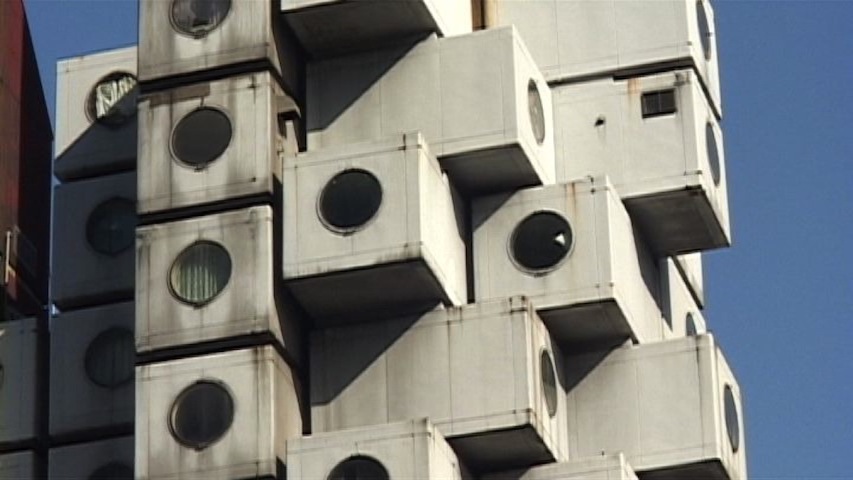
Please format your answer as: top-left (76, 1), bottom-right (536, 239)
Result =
top-left (0, 0), bottom-right (53, 321)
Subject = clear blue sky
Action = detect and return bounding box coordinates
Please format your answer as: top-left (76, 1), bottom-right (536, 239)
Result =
top-left (23, 1), bottom-right (852, 478)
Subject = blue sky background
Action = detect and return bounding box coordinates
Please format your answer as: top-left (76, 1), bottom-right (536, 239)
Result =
top-left (23, 1), bottom-right (852, 478)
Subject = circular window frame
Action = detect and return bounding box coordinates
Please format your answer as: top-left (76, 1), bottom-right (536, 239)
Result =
top-left (85, 197), bottom-right (137, 257)
top-left (168, 379), bottom-right (235, 451)
top-left (85, 71), bottom-right (138, 128)
top-left (84, 327), bottom-right (135, 389)
top-left (696, 0), bottom-right (714, 62)
top-left (508, 210), bottom-right (575, 276)
top-left (723, 383), bottom-right (740, 453)
top-left (168, 240), bottom-right (233, 308)
top-left (685, 312), bottom-right (698, 336)
top-left (316, 168), bottom-right (384, 236)
top-left (169, 0), bottom-right (233, 39)
top-left (169, 106), bottom-right (233, 171)
top-left (705, 121), bottom-right (722, 187)
top-left (327, 455), bottom-right (390, 480)
top-left (540, 348), bottom-right (559, 418)
top-left (528, 79), bottom-right (547, 145)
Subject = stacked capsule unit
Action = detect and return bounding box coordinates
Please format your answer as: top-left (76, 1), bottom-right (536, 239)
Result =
top-left (46, 46), bottom-right (139, 479)
top-left (130, 1), bottom-right (311, 478)
top-left (43, 1), bottom-right (746, 479)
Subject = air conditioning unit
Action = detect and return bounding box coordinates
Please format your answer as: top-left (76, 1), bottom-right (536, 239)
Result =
top-left (54, 46), bottom-right (137, 181)
top-left (52, 171), bottom-right (136, 310)
top-left (483, 454), bottom-right (638, 480)
top-left (287, 419), bottom-right (469, 480)
top-left (661, 257), bottom-right (707, 339)
top-left (136, 205), bottom-right (303, 363)
top-left (485, 0), bottom-right (722, 118)
top-left (0, 318), bottom-right (39, 447)
top-left (138, 0), bottom-right (302, 97)
top-left (49, 302), bottom-right (134, 439)
top-left (553, 69), bottom-right (730, 254)
top-left (283, 133), bottom-right (466, 324)
top-left (565, 334), bottom-right (746, 480)
top-left (136, 345), bottom-right (303, 479)
top-left (307, 27), bottom-right (554, 194)
top-left (473, 177), bottom-right (665, 350)
top-left (137, 70), bottom-right (300, 215)
top-left (0, 451), bottom-right (38, 478)
top-left (675, 252), bottom-right (705, 308)
top-left (311, 297), bottom-right (567, 471)
top-left (49, 436), bottom-right (134, 479)
top-left (281, 0), bottom-right (472, 58)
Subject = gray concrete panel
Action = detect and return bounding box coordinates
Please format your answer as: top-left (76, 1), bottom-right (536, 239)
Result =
top-left (674, 252), bottom-right (705, 308)
top-left (282, 0), bottom-right (472, 58)
top-left (473, 177), bottom-right (666, 349)
top-left (307, 27), bottom-right (555, 194)
top-left (553, 69), bottom-right (730, 254)
top-left (287, 419), bottom-right (470, 480)
top-left (660, 258), bottom-right (707, 339)
top-left (564, 335), bottom-right (746, 480)
top-left (138, 0), bottom-right (303, 97)
top-left (52, 171), bottom-right (136, 310)
top-left (483, 454), bottom-right (638, 480)
top-left (54, 46), bottom-right (137, 181)
top-left (49, 436), bottom-right (134, 479)
top-left (486, 0), bottom-right (722, 118)
top-left (311, 297), bottom-right (568, 471)
top-left (136, 206), bottom-right (304, 363)
top-left (136, 346), bottom-right (302, 479)
top-left (137, 71), bottom-right (299, 214)
top-left (283, 133), bottom-right (466, 324)
top-left (0, 318), bottom-right (39, 446)
top-left (49, 302), bottom-right (134, 438)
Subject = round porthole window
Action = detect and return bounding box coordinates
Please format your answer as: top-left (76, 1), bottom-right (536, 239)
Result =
top-left (510, 211), bottom-right (573, 274)
top-left (696, 0), bottom-right (713, 61)
top-left (724, 384), bottom-right (740, 453)
top-left (0, 363), bottom-right (4, 390)
top-left (170, 0), bottom-right (231, 38)
top-left (540, 350), bottom-right (558, 418)
top-left (84, 327), bottom-right (135, 388)
top-left (86, 72), bottom-right (137, 127)
top-left (328, 456), bottom-right (390, 480)
top-left (706, 122), bottom-right (721, 186)
top-left (685, 313), bottom-right (698, 336)
top-left (170, 381), bottom-right (234, 450)
top-left (169, 241), bottom-right (232, 307)
top-left (528, 79), bottom-right (546, 145)
top-left (319, 169), bottom-right (383, 234)
top-left (171, 107), bottom-right (232, 169)
top-left (89, 462), bottom-right (134, 480)
top-left (86, 198), bottom-right (137, 256)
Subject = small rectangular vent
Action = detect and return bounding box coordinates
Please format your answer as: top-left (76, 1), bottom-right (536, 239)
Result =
top-left (641, 89), bottom-right (677, 118)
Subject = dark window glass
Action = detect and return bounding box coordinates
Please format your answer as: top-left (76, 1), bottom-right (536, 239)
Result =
top-left (0, 363), bottom-right (4, 390)
top-left (84, 327), bottom-right (135, 388)
top-left (696, 0), bottom-right (713, 61)
top-left (328, 456), bottom-right (390, 480)
top-left (641, 89), bottom-right (677, 118)
top-left (319, 170), bottom-right (383, 233)
top-left (540, 350), bottom-right (558, 418)
top-left (86, 72), bottom-right (138, 127)
top-left (171, 0), bottom-right (231, 38)
top-left (89, 462), bottom-right (134, 480)
top-left (724, 384), bottom-right (740, 452)
top-left (171, 107), bottom-right (232, 168)
top-left (169, 241), bottom-right (232, 306)
top-left (86, 198), bottom-right (137, 256)
top-left (511, 212), bottom-right (573, 273)
top-left (170, 381), bottom-right (234, 450)
top-left (685, 313), bottom-right (698, 336)
top-left (528, 79), bottom-right (546, 144)
top-left (706, 122), bottom-right (721, 186)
